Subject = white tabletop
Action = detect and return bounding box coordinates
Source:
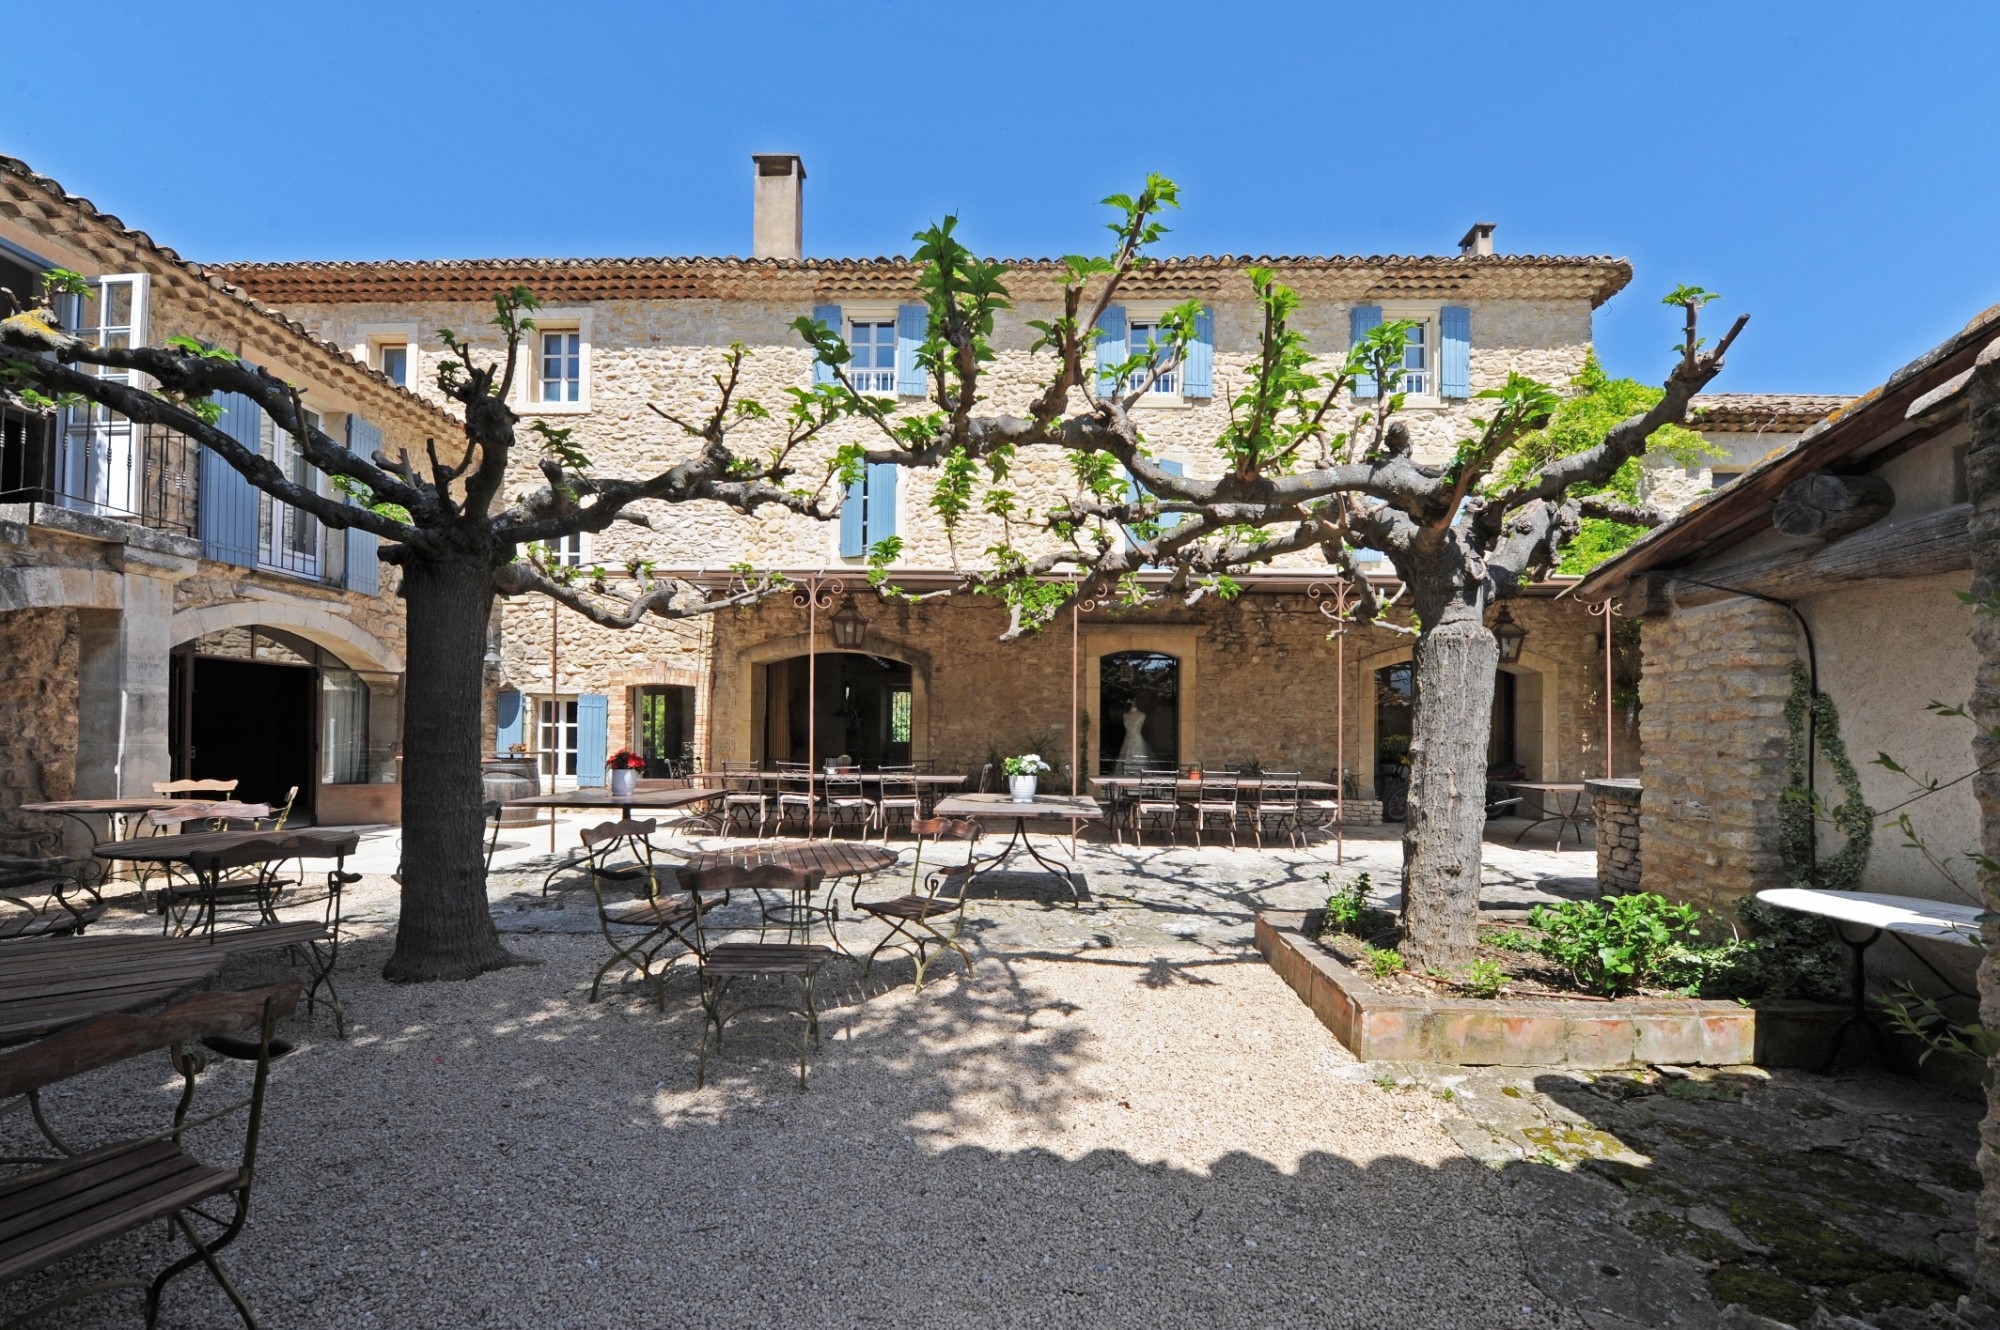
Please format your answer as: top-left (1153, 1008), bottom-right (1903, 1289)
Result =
top-left (934, 793), bottom-right (1102, 823)
top-left (1756, 888), bottom-right (1984, 945)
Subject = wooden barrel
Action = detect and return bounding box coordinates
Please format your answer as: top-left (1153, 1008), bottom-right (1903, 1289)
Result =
top-left (481, 759), bottom-right (542, 826)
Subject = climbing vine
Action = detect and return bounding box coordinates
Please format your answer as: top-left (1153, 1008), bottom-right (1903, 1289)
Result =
top-left (1779, 660), bottom-right (1873, 890)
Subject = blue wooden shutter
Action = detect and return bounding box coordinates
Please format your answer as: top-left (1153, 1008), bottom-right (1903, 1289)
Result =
top-left (1156, 459), bottom-right (1184, 531)
top-left (811, 304), bottom-right (842, 386)
top-left (343, 415), bottom-right (383, 594)
top-left (1183, 306), bottom-right (1214, 398)
top-left (199, 391), bottom-right (263, 567)
top-left (495, 688), bottom-right (524, 755)
top-left (576, 694), bottom-right (609, 787)
top-left (1096, 305), bottom-right (1127, 396)
top-left (1349, 305), bottom-right (1383, 399)
top-left (865, 460), bottom-right (899, 542)
top-left (839, 475), bottom-right (866, 557)
top-left (894, 303), bottom-right (927, 397)
top-left (1440, 305), bottom-right (1471, 399)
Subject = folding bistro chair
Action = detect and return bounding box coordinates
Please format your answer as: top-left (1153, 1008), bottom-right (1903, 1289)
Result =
top-left (822, 770), bottom-right (872, 838)
top-left (580, 818), bottom-right (717, 1011)
top-left (873, 766), bottom-right (923, 842)
top-left (852, 815), bottom-right (981, 992)
top-left (721, 762), bottom-right (771, 838)
top-left (678, 862), bottom-right (834, 1090)
top-left (1194, 771), bottom-right (1241, 848)
top-left (1250, 772), bottom-right (1304, 849)
top-left (774, 762), bottom-right (817, 835)
top-left (1127, 770), bottom-right (1182, 847)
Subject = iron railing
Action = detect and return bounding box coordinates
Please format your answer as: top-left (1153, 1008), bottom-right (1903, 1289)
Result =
top-left (0, 401), bottom-right (198, 535)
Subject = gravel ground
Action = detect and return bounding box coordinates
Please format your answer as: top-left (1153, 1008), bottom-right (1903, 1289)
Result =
top-left (5, 827), bottom-right (1595, 1329)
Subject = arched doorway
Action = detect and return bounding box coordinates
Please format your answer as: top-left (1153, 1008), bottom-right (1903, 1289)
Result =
top-left (757, 652), bottom-right (913, 768)
top-left (169, 624), bottom-right (403, 822)
top-left (1098, 650), bottom-right (1180, 774)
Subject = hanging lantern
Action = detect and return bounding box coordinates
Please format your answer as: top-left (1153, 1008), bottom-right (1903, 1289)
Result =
top-left (830, 600), bottom-right (866, 649)
top-left (1492, 604), bottom-right (1527, 664)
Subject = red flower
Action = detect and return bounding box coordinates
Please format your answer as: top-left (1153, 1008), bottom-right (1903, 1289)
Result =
top-left (608, 749), bottom-right (647, 771)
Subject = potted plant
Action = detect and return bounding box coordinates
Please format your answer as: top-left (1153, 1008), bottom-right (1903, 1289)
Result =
top-left (1003, 753), bottom-right (1050, 803)
top-left (607, 749), bottom-right (647, 798)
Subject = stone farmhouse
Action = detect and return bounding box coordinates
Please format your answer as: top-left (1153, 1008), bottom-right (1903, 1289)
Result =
top-left (1579, 301), bottom-right (1992, 998)
top-left (212, 154), bottom-right (1681, 814)
top-left (0, 157), bottom-right (459, 847)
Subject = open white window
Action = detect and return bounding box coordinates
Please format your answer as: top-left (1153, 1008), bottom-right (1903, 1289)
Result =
top-left (259, 408), bottom-right (324, 578)
top-left (57, 273), bottom-right (149, 518)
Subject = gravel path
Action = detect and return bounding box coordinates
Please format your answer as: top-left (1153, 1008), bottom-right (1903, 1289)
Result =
top-left (6, 837), bottom-right (1590, 1328)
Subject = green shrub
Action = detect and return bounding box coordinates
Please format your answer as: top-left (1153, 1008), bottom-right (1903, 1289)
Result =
top-left (1364, 944), bottom-right (1405, 979)
top-left (1653, 897), bottom-right (1845, 1000)
top-left (1525, 893), bottom-right (1698, 996)
top-left (1319, 872), bottom-right (1372, 935)
top-left (1462, 958), bottom-right (1506, 999)
top-left (1485, 927), bottom-right (1533, 952)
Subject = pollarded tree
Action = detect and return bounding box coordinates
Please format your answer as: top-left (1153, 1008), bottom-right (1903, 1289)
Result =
top-left (0, 280), bottom-right (865, 981)
top-left (794, 178), bottom-right (1746, 971)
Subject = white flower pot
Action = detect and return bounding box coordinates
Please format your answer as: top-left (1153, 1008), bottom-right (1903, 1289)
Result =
top-left (609, 768), bottom-right (638, 799)
top-left (1009, 774), bottom-right (1038, 803)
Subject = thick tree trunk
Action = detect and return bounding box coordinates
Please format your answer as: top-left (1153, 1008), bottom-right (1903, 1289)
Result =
top-left (1399, 600), bottom-right (1499, 972)
top-left (1963, 342), bottom-right (2000, 1301)
top-left (382, 554), bottom-right (517, 982)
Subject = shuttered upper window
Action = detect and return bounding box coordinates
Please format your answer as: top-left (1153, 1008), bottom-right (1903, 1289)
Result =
top-left (847, 319), bottom-right (898, 393)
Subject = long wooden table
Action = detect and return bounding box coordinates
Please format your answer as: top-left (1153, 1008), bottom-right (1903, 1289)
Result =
top-left (0, 934), bottom-right (225, 1048)
top-left (934, 794), bottom-right (1102, 902)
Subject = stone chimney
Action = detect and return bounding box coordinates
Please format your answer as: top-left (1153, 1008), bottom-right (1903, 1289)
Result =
top-left (1458, 222), bottom-right (1496, 257)
top-left (751, 154), bottom-right (805, 260)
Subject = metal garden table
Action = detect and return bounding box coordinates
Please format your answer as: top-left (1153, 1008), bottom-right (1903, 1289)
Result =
top-left (506, 786), bottom-right (724, 892)
top-left (681, 839), bottom-right (898, 949)
top-left (931, 793), bottom-right (1103, 903)
top-left (1499, 781), bottom-right (1594, 851)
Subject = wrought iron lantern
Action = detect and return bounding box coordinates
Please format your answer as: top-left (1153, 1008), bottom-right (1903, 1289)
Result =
top-left (1492, 604), bottom-right (1527, 664)
top-left (830, 600), bottom-right (866, 649)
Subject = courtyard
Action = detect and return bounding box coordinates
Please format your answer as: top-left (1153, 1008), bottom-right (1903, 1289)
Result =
top-left (2, 824), bottom-right (1980, 1328)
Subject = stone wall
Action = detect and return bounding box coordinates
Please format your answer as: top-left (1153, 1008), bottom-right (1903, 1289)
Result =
top-left (1589, 778), bottom-right (1642, 893)
top-left (1636, 597), bottom-right (1798, 914)
top-left (0, 606), bottom-right (78, 848)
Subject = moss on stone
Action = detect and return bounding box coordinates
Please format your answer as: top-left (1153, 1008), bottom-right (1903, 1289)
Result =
top-left (1707, 1265), bottom-right (1814, 1324)
top-left (1627, 1210), bottom-right (1745, 1265)
top-left (1520, 1125), bottom-right (1629, 1163)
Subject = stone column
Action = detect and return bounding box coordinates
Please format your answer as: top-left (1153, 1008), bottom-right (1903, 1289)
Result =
top-left (73, 543), bottom-right (194, 804)
top-left (1635, 596), bottom-right (1797, 915)
top-left (1587, 777), bottom-right (1642, 892)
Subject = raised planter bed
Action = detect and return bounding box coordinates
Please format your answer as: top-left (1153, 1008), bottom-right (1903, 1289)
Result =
top-left (1255, 910), bottom-right (1846, 1068)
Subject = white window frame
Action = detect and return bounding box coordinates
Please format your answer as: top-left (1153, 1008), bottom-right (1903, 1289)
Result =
top-left (355, 323), bottom-right (419, 390)
top-left (1376, 304), bottom-right (1443, 409)
top-left (521, 307), bottom-right (592, 414)
top-left (259, 407), bottom-right (326, 579)
top-left (536, 696), bottom-right (580, 780)
top-left (57, 272), bottom-right (150, 517)
top-left (545, 530), bottom-right (588, 568)
top-left (1119, 301), bottom-right (1190, 409)
top-left (843, 306), bottom-right (900, 396)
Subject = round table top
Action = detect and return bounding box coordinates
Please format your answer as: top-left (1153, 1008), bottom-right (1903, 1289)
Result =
top-left (19, 798), bottom-right (179, 816)
top-left (681, 839), bottom-right (898, 878)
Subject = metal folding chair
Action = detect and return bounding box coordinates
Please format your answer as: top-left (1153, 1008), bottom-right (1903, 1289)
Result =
top-left (678, 862), bottom-right (834, 1090)
top-left (580, 818), bottom-right (715, 1011)
top-left (852, 815), bottom-right (981, 992)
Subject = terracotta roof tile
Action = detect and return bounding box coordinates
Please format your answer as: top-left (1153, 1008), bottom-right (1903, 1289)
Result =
top-left (1688, 393), bottom-right (1854, 432)
top-left (208, 251), bottom-right (1635, 309)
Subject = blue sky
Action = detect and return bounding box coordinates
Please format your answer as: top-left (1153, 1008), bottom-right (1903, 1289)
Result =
top-left (9, 1), bottom-right (1996, 394)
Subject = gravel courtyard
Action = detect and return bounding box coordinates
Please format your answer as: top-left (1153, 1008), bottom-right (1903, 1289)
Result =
top-left (5, 825), bottom-right (1596, 1329)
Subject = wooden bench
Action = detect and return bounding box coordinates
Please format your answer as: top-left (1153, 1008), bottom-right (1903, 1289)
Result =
top-left (0, 981), bottom-right (300, 1329)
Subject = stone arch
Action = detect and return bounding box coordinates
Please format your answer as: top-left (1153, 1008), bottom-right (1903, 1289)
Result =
top-left (1354, 639), bottom-right (1562, 798)
top-left (721, 630), bottom-right (935, 767)
top-left (171, 599), bottom-right (403, 673)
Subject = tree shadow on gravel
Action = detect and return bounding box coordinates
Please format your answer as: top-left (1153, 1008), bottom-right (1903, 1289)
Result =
top-left (5, 927), bottom-right (1580, 1330)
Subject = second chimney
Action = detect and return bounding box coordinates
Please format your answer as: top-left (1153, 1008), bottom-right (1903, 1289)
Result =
top-left (752, 154), bottom-right (805, 260)
top-left (1458, 222), bottom-right (1496, 257)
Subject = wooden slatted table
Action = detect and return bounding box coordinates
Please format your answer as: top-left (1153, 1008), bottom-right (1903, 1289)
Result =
top-left (0, 935), bottom-right (225, 1048)
top-left (681, 840), bottom-right (898, 949)
top-left (933, 794), bottom-right (1103, 903)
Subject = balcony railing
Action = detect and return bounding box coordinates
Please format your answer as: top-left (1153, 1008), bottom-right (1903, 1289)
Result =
top-left (0, 401), bottom-right (198, 535)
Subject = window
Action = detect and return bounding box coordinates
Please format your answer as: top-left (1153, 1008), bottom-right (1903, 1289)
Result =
top-left (1124, 322), bottom-right (1178, 396)
top-left (537, 698), bottom-right (579, 777)
top-left (259, 408), bottom-right (324, 578)
top-left (57, 274), bottom-right (148, 519)
top-left (888, 687), bottom-right (912, 745)
top-left (376, 343), bottom-right (408, 387)
top-left (1397, 320), bottom-right (1431, 396)
top-left (847, 318), bottom-right (897, 393)
top-left (1709, 468), bottom-right (1745, 490)
top-left (540, 330), bottom-right (581, 403)
top-left (546, 531), bottom-right (586, 568)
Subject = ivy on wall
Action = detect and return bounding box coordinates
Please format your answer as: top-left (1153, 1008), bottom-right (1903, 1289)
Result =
top-left (1779, 660), bottom-right (1874, 890)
